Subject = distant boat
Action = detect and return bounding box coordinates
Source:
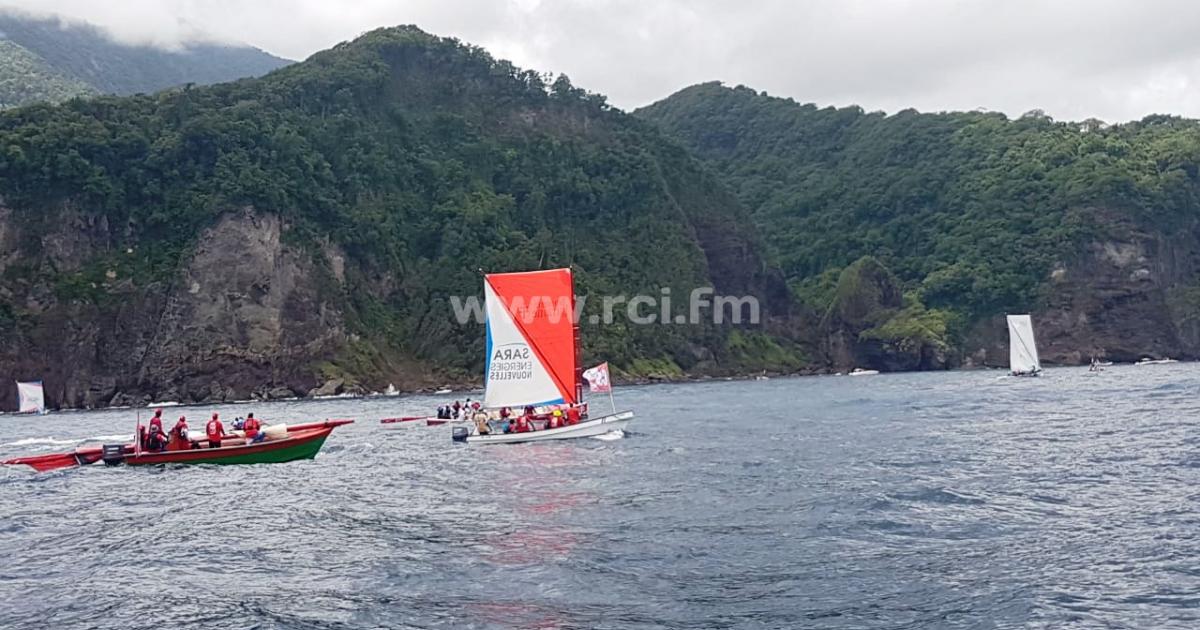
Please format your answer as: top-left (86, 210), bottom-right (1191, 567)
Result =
top-left (383, 384), bottom-right (400, 396)
top-left (1136, 358), bottom-right (1178, 366)
top-left (15, 381), bottom-right (46, 415)
top-left (434, 388), bottom-right (452, 394)
top-left (1007, 314), bottom-right (1042, 377)
top-left (147, 401), bottom-right (182, 408)
top-left (849, 368), bottom-right (879, 376)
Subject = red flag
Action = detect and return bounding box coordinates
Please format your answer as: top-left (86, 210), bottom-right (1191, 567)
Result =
top-left (582, 362), bottom-right (612, 393)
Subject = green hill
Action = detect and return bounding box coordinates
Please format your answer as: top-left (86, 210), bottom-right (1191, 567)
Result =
top-left (0, 28), bottom-right (796, 409)
top-left (0, 12), bottom-right (290, 107)
top-left (637, 82), bottom-right (1200, 368)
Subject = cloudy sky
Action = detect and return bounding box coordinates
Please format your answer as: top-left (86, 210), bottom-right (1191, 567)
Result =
top-left (2, 0), bottom-right (1198, 122)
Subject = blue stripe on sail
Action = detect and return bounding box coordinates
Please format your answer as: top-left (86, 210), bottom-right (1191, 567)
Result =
top-left (484, 317), bottom-right (494, 389)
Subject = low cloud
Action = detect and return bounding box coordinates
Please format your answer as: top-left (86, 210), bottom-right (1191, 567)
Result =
top-left (2, 0), bottom-right (1198, 121)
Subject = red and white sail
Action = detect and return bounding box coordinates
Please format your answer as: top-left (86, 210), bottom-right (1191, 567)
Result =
top-left (483, 269), bottom-right (580, 409)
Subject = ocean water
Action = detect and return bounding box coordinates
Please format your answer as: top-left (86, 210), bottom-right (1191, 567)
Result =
top-left (3, 365), bottom-right (1200, 628)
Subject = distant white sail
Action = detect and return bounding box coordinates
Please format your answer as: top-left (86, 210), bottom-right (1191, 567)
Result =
top-left (1007, 315), bottom-right (1041, 375)
top-left (16, 381), bottom-right (45, 414)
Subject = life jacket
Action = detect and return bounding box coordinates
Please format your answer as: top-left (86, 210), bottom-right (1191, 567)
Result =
top-left (566, 406), bottom-right (581, 425)
top-left (244, 417), bottom-right (261, 438)
top-left (149, 416), bottom-right (164, 434)
top-left (206, 418), bottom-right (223, 441)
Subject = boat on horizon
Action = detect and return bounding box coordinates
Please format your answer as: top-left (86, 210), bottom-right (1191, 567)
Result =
top-left (849, 368), bottom-right (879, 376)
top-left (14, 380), bottom-right (47, 415)
top-left (3, 420), bottom-right (353, 471)
top-left (453, 268), bottom-right (634, 445)
top-left (1135, 357), bottom-right (1178, 366)
top-left (1007, 314), bottom-right (1042, 377)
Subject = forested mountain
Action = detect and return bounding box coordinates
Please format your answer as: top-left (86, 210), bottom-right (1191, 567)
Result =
top-left (638, 82), bottom-right (1200, 369)
top-left (0, 12), bottom-right (290, 108)
top-left (0, 27), bottom-right (796, 409)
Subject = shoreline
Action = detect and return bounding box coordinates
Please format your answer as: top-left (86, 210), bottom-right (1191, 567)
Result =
top-left (6, 359), bottom-right (1189, 415)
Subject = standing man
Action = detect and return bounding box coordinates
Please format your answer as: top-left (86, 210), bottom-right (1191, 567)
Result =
top-left (243, 413), bottom-right (263, 443)
top-left (206, 412), bottom-right (225, 449)
top-left (147, 409), bottom-right (168, 451)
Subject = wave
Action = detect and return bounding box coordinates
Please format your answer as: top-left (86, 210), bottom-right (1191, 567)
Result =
top-left (2, 437), bottom-right (77, 447)
top-left (81, 434), bottom-right (131, 443)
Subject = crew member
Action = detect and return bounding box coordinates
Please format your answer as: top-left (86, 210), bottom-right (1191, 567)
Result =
top-left (566, 404), bottom-right (582, 425)
top-left (147, 409), bottom-right (168, 451)
top-left (168, 416), bottom-right (190, 451)
top-left (473, 406), bottom-right (491, 435)
top-left (548, 408), bottom-right (564, 429)
top-left (243, 412), bottom-right (264, 443)
top-left (206, 412), bottom-right (225, 449)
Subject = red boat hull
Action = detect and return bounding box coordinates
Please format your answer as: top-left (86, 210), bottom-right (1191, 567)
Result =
top-left (3, 419), bottom-right (353, 471)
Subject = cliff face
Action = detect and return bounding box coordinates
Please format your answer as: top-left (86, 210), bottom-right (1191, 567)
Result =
top-left (964, 215), bottom-right (1200, 366)
top-left (0, 27), bottom-right (800, 410)
top-left (0, 208), bottom-right (355, 409)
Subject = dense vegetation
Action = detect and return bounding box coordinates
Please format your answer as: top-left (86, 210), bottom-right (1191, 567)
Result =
top-left (0, 12), bottom-right (289, 107)
top-left (637, 82), bottom-right (1200, 342)
top-left (0, 28), bottom-right (798, 386)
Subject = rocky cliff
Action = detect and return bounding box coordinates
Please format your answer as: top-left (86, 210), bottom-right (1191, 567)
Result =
top-left (0, 28), bottom-right (800, 410)
top-left (964, 214), bottom-right (1200, 366)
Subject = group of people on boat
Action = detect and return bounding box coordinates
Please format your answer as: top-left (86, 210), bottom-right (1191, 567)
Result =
top-left (436, 399), bottom-right (477, 420)
top-left (139, 409), bottom-right (264, 452)
top-left (472, 403), bottom-right (584, 435)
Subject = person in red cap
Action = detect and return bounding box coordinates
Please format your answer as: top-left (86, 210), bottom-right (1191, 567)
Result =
top-left (146, 409), bottom-right (168, 451)
top-left (168, 416), bottom-right (190, 451)
top-left (206, 412), bottom-right (225, 449)
top-left (243, 412), bottom-right (264, 443)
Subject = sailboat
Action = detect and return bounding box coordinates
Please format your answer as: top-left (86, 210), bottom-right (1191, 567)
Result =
top-left (15, 381), bottom-right (46, 415)
top-left (453, 268), bottom-right (634, 444)
top-left (1007, 314), bottom-right (1042, 377)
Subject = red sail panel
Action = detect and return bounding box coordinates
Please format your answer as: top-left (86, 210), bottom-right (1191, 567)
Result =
top-left (485, 268), bottom-right (578, 404)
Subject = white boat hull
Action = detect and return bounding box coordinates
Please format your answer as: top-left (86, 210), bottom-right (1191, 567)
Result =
top-left (461, 411), bottom-right (634, 445)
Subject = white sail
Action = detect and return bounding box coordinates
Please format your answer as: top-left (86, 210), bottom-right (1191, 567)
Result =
top-left (16, 381), bottom-right (45, 414)
top-left (1007, 314), bottom-right (1041, 375)
top-left (483, 281), bottom-right (565, 408)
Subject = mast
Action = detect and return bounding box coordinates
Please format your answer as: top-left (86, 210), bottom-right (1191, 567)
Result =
top-left (572, 275), bottom-right (583, 403)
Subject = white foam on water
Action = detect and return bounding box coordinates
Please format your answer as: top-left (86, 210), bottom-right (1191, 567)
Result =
top-left (3, 437), bottom-right (76, 447)
top-left (81, 434), bottom-right (131, 443)
top-left (592, 430), bottom-right (625, 441)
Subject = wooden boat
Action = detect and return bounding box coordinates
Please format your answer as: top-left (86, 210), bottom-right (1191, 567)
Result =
top-left (456, 268), bottom-right (633, 445)
top-left (3, 420), bottom-right (352, 471)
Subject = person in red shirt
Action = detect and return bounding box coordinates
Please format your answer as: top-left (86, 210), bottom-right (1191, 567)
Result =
top-left (146, 409), bottom-right (167, 451)
top-left (566, 404), bottom-right (582, 425)
top-left (168, 416), bottom-right (190, 451)
top-left (206, 413), bottom-right (225, 449)
top-left (243, 412), bottom-right (264, 443)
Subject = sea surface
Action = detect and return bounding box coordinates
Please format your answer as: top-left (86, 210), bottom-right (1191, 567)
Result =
top-left (4, 365), bottom-right (1200, 629)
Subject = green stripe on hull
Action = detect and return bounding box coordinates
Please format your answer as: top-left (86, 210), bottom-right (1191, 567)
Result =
top-left (128, 435), bottom-right (329, 466)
